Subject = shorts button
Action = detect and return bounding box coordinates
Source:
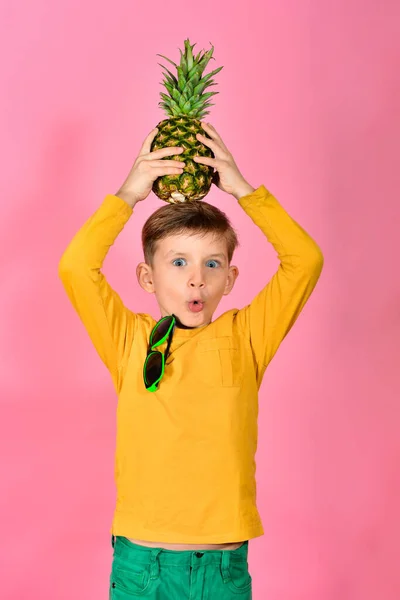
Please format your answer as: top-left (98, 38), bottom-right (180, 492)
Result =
top-left (195, 552), bottom-right (204, 558)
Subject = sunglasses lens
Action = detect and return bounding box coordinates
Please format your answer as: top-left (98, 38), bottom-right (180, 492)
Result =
top-left (151, 316), bottom-right (174, 347)
top-left (145, 351), bottom-right (163, 386)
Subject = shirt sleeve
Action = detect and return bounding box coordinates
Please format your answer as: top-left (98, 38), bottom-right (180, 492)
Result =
top-left (235, 185), bottom-right (324, 388)
top-left (58, 194), bottom-right (136, 393)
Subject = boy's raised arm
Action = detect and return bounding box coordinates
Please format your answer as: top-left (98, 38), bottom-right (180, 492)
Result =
top-left (188, 123), bottom-right (324, 388)
top-left (235, 185), bottom-right (324, 387)
top-left (58, 195), bottom-right (137, 391)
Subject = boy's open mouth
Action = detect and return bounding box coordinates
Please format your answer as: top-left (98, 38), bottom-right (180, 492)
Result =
top-left (188, 300), bottom-right (204, 313)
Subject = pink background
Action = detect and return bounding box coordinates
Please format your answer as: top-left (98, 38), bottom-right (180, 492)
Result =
top-left (1, 1), bottom-right (399, 598)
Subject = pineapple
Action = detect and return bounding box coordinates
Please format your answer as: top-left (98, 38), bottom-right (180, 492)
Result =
top-left (150, 39), bottom-right (223, 203)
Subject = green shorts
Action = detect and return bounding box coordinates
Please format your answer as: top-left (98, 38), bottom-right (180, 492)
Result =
top-left (109, 535), bottom-right (252, 599)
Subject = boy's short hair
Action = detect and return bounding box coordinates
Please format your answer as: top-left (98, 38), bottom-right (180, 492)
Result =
top-left (141, 200), bottom-right (240, 268)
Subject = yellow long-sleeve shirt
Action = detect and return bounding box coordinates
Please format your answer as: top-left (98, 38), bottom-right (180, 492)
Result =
top-left (58, 184), bottom-right (324, 544)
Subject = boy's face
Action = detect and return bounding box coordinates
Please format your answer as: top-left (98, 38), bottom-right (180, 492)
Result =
top-left (137, 231), bottom-right (239, 328)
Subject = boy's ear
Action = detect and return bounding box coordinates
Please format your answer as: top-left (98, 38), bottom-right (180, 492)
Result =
top-left (136, 262), bottom-right (155, 294)
top-left (223, 265), bottom-right (239, 296)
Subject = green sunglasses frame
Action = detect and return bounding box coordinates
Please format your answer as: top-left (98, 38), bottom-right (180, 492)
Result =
top-left (143, 314), bottom-right (176, 392)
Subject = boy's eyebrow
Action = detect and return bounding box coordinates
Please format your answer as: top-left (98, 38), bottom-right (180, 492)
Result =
top-left (165, 250), bottom-right (226, 259)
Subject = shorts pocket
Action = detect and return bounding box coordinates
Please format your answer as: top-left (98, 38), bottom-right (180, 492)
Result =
top-left (225, 560), bottom-right (252, 595)
top-left (110, 562), bottom-right (154, 597)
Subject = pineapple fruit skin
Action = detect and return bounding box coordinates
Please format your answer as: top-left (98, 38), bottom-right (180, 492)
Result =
top-left (150, 116), bottom-right (214, 203)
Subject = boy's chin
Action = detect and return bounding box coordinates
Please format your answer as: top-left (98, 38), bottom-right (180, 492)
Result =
top-left (174, 313), bottom-right (197, 329)
top-left (174, 311), bottom-right (209, 329)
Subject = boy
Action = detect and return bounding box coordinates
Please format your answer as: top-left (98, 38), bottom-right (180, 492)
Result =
top-left (58, 122), bottom-right (324, 599)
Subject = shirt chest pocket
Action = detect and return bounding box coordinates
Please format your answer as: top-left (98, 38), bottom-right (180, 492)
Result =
top-left (195, 337), bottom-right (242, 388)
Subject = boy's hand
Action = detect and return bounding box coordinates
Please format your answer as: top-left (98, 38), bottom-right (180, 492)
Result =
top-left (194, 122), bottom-right (255, 200)
top-left (116, 128), bottom-right (185, 207)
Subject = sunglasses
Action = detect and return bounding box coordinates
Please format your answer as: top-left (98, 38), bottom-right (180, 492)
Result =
top-left (143, 314), bottom-right (176, 392)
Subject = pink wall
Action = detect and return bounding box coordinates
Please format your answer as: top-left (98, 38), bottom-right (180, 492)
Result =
top-left (1, 1), bottom-right (399, 598)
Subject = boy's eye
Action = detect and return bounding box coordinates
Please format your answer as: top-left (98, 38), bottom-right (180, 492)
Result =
top-left (172, 258), bottom-right (220, 268)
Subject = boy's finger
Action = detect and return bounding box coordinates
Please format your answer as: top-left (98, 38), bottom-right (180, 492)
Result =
top-left (196, 132), bottom-right (218, 152)
top-left (140, 128), bottom-right (159, 156)
top-left (145, 146), bottom-right (184, 161)
top-left (201, 122), bottom-right (229, 151)
top-left (201, 122), bottom-right (219, 137)
top-left (193, 155), bottom-right (217, 168)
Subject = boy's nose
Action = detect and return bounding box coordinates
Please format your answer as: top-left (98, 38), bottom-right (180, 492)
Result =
top-left (189, 278), bottom-right (205, 287)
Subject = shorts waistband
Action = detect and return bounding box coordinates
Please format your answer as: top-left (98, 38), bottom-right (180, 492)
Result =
top-left (112, 535), bottom-right (248, 568)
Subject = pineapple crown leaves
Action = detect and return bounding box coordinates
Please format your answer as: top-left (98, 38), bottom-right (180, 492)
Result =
top-left (156, 38), bottom-right (223, 118)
